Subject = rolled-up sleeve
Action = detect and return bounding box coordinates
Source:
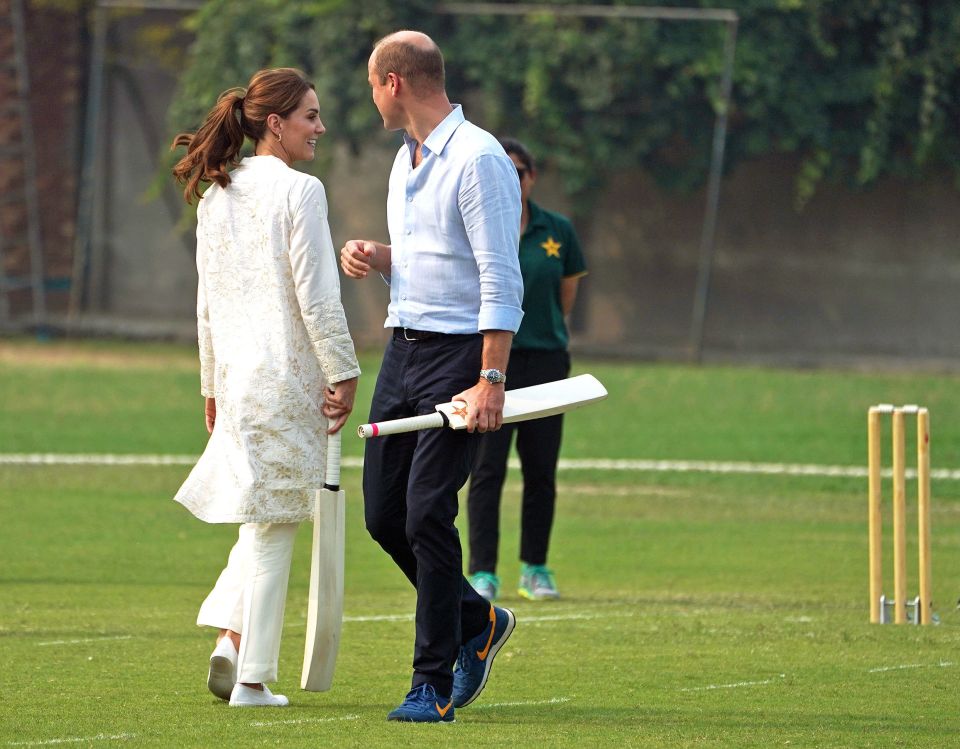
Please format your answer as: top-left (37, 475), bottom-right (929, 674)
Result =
top-left (289, 178), bottom-right (361, 384)
top-left (459, 153), bottom-right (524, 332)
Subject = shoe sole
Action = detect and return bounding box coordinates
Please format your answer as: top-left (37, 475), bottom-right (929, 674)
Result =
top-left (457, 607), bottom-right (516, 708)
top-left (207, 655), bottom-right (236, 701)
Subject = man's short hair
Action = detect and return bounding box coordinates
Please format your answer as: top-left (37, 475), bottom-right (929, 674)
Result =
top-left (372, 33), bottom-right (445, 93)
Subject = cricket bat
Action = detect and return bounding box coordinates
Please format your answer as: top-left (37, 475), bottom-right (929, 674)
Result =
top-left (358, 373), bottom-right (607, 438)
top-left (301, 429), bottom-right (345, 691)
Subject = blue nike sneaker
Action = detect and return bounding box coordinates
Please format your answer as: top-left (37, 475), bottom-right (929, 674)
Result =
top-left (452, 605), bottom-right (516, 708)
top-left (386, 684), bottom-right (455, 723)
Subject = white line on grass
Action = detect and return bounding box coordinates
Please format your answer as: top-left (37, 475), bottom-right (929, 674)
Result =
top-left (36, 636), bottom-right (132, 647)
top-left (6, 453), bottom-right (960, 479)
top-left (340, 611), bottom-right (636, 625)
top-left (868, 661), bottom-right (954, 673)
top-left (343, 614), bottom-right (413, 623)
top-left (473, 697), bottom-right (571, 710)
top-left (7, 734), bottom-right (136, 746)
top-left (0, 454), bottom-right (201, 466)
top-left (680, 674), bottom-right (786, 692)
top-left (250, 715), bottom-right (360, 728)
top-left (557, 459), bottom-right (960, 480)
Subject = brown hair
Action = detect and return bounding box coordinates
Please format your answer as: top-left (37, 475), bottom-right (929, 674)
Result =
top-left (372, 32), bottom-right (445, 93)
top-left (171, 68), bottom-right (314, 203)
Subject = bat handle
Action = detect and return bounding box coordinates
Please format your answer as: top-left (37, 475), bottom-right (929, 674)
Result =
top-left (324, 430), bottom-right (341, 490)
top-left (358, 411), bottom-right (447, 438)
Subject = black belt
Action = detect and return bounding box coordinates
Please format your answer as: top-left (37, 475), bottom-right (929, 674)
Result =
top-left (394, 327), bottom-right (443, 341)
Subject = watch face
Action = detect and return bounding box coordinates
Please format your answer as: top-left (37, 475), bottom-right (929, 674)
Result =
top-left (482, 369), bottom-right (505, 384)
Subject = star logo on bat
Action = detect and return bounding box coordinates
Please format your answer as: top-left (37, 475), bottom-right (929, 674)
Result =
top-left (541, 236), bottom-right (561, 257)
top-left (452, 405), bottom-right (468, 418)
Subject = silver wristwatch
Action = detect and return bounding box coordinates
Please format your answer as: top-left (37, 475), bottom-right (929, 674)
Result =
top-left (479, 368), bottom-right (507, 385)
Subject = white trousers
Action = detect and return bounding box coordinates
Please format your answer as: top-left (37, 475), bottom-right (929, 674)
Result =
top-left (197, 522), bottom-right (298, 684)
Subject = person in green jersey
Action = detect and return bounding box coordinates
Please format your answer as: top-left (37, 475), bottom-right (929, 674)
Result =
top-left (466, 137), bottom-right (588, 602)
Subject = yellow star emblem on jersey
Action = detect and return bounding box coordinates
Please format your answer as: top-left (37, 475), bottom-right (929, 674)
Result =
top-left (541, 236), bottom-right (561, 257)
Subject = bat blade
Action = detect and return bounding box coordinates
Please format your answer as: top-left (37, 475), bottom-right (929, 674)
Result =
top-left (301, 431), bottom-right (345, 692)
top-left (358, 374), bottom-right (607, 438)
top-left (301, 486), bottom-right (344, 691)
top-left (437, 373), bottom-right (608, 429)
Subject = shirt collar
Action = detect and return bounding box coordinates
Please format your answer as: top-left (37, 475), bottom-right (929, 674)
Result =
top-left (402, 104), bottom-right (465, 158)
top-left (525, 199), bottom-right (549, 232)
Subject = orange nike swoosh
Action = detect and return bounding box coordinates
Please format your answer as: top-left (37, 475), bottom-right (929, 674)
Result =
top-left (436, 700), bottom-right (452, 718)
top-left (475, 606), bottom-right (496, 660)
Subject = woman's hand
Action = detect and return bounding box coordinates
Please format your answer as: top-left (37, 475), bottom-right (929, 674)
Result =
top-left (204, 397), bottom-right (216, 434)
top-left (323, 377), bottom-right (358, 434)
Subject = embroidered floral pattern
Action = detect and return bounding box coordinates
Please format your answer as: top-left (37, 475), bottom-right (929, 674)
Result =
top-left (174, 156), bottom-right (360, 524)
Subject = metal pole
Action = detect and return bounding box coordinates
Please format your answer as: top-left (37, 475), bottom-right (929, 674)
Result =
top-left (688, 19), bottom-right (738, 362)
top-left (10, 0), bottom-right (46, 328)
top-left (69, 5), bottom-right (108, 319)
top-left (441, 3), bottom-right (737, 23)
top-left (439, 4), bottom-right (739, 363)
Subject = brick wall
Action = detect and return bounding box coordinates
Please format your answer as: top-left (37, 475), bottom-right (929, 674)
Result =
top-left (0, 0), bottom-right (82, 317)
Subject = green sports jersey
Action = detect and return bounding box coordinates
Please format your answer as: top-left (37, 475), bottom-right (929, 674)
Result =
top-left (512, 200), bottom-right (588, 351)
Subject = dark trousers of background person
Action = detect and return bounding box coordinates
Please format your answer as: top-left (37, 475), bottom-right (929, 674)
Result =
top-left (467, 348), bottom-right (571, 574)
top-left (362, 330), bottom-right (493, 697)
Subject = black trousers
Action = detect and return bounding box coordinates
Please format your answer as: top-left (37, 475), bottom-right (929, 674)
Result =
top-left (467, 348), bottom-right (571, 574)
top-left (362, 331), bottom-right (492, 696)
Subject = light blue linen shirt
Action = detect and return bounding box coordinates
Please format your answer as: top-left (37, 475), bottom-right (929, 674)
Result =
top-left (383, 105), bottom-right (524, 334)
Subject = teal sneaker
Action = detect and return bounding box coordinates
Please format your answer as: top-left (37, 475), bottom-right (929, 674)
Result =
top-left (452, 605), bottom-right (515, 708)
top-left (518, 564), bottom-right (560, 600)
top-left (469, 571), bottom-right (499, 602)
top-left (386, 684), bottom-right (455, 723)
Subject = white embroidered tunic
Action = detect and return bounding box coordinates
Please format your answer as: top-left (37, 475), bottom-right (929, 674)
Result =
top-left (174, 156), bottom-right (360, 524)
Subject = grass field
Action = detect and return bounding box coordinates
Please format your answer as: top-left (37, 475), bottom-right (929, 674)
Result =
top-left (2, 338), bottom-right (960, 747)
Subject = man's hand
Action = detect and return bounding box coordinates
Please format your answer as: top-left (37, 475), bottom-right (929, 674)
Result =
top-left (323, 377), bottom-right (358, 434)
top-left (340, 240), bottom-right (391, 279)
top-left (451, 329), bottom-right (512, 432)
top-left (451, 381), bottom-right (505, 433)
top-left (204, 397), bottom-right (216, 434)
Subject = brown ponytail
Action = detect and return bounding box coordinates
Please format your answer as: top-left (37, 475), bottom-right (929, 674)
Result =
top-left (171, 68), bottom-right (314, 203)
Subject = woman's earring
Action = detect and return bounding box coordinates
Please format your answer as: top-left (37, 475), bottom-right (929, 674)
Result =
top-left (277, 132), bottom-right (282, 143)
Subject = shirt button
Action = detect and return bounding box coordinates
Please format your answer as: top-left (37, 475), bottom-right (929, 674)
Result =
top-left (407, 196), bottom-right (413, 203)
top-left (401, 295), bottom-right (407, 300)
top-left (405, 229), bottom-right (412, 235)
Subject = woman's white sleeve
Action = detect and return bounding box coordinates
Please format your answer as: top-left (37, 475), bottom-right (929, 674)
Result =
top-left (288, 178), bottom-right (360, 384)
top-left (195, 208), bottom-right (215, 397)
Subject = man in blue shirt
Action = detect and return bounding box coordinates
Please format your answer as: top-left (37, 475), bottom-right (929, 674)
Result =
top-left (340, 30), bottom-right (524, 723)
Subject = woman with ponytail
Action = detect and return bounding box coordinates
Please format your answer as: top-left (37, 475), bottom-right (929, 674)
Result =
top-left (170, 68), bottom-right (360, 707)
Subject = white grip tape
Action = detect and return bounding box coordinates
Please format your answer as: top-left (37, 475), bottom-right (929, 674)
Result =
top-left (358, 412), bottom-right (446, 438)
top-left (325, 430), bottom-right (341, 487)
